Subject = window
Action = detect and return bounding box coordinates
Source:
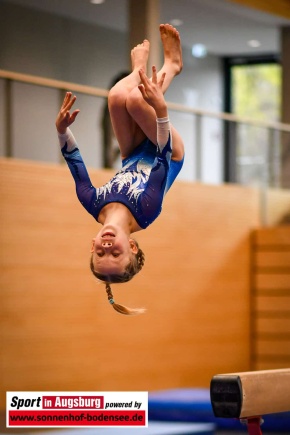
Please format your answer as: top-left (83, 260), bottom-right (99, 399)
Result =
top-left (224, 56), bottom-right (281, 185)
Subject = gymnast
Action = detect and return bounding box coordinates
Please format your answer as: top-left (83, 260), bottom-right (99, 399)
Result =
top-left (55, 24), bottom-right (184, 315)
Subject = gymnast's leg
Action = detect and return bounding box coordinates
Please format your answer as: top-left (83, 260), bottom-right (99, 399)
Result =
top-left (107, 40), bottom-right (150, 158)
top-left (126, 24), bottom-right (184, 161)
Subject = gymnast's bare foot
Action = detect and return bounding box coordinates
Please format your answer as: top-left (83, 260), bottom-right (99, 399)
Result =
top-left (160, 23), bottom-right (183, 75)
top-left (131, 39), bottom-right (150, 73)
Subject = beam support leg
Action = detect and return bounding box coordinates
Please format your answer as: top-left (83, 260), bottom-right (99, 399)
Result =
top-left (241, 417), bottom-right (263, 435)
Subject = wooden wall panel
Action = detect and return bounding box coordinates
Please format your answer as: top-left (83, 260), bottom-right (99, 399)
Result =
top-left (0, 158), bottom-right (261, 410)
top-left (254, 227), bottom-right (290, 246)
top-left (255, 273), bottom-right (290, 290)
top-left (256, 251), bottom-right (290, 268)
top-left (255, 361), bottom-right (290, 370)
top-left (228, 0), bottom-right (290, 19)
top-left (256, 340), bottom-right (290, 357)
top-left (257, 318), bottom-right (290, 334)
top-left (256, 296), bottom-right (290, 312)
top-left (251, 226), bottom-right (290, 370)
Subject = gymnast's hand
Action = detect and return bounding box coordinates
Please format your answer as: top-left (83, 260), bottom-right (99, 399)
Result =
top-left (56, 92), bottom-right (80, 134)
top-left (138, 66), bottom-right (168, 119)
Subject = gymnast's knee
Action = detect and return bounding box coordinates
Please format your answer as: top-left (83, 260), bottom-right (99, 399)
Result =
top-left (126, 87), bottom-right (145, 118)
top-left (108, 86), bottom-right (128, 112)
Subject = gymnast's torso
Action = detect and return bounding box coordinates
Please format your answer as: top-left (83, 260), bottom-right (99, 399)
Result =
top-left (61, 135), bottom-right (184, 229)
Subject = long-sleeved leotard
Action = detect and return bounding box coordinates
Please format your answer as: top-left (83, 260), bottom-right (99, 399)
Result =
top-left (59, 125), bottom-right (184, 229)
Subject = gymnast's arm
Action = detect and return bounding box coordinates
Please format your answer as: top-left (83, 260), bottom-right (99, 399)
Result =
top-left (137, 120), bottom-right (172, 225)
top-left (146, 119), bottom-right (172, 186)
top-left (138, 67), bottom-right (184, 194)
top-left (56, 92), bottom-right (97, 214)
top-left (58, 128), bottom-right (97, 214)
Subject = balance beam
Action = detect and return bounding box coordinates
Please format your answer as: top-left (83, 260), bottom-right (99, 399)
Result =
top-left (210, 369), bottom-right (290, 434)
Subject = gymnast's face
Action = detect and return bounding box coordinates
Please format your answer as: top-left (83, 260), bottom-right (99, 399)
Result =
top-left (90, 225), bottom-right (138, 275)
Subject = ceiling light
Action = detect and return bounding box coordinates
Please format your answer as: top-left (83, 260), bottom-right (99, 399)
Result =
top-left (247, 39), bottom-right (261, 48)
top-left (170, 19), bottom-right (183, 26)
top-left (191, 44), bottom-right (207, 58)
top-left (90, 0), bottom-right (105, 4)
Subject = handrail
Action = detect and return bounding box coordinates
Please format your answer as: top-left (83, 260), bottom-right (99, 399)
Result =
top-left (0, 69), bottom-right (108, 98)
top-left (1, 68), bottom-right (290, 132)
top-left (168, 101), bottom-right (290, 132)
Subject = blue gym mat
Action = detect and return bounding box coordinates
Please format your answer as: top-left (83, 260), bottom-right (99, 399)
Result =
top-left (28, 421), bottom-right (215, 435)
top-left (148, 388), bottom-right (290, 431)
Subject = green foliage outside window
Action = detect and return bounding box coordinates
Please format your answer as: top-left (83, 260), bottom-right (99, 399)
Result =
top-left (231, 63), bottom-right (282, 186)
top-left (232, 64), bottom-right (281, 122)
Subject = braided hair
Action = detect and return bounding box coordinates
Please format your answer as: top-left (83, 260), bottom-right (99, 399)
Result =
top-left (90, 239), bottom-right (145, 315)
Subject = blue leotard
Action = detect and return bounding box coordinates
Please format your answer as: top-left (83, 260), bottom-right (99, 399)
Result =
top-left (61, 134), bottom-right (184, 229)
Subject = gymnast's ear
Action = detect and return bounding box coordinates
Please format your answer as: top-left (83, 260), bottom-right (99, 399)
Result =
top-left (90, 238), bottom-right (95, 253)
top-left (129, 239), bottom-right (138, 254)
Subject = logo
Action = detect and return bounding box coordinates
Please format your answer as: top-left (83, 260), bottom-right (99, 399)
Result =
top-left (6, 391), bottom-right (148, 428)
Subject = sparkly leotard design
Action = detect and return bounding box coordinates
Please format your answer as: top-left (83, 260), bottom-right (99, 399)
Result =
top-left (62, 136), bottom-right (184, 229)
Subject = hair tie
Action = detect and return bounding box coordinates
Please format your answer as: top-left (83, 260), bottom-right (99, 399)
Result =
top-left (109, 298), bottom-right (114, 305)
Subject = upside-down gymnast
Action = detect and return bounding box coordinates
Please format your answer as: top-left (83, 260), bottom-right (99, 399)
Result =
top-left (55, 24), bottom-right (184, 315)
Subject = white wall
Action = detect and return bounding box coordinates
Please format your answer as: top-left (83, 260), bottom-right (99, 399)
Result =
top-left (0, 0), bottom-right (224, 183)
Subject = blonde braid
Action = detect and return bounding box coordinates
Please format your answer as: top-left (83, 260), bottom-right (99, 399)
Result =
top-left (105, 282), bottom-right (145, 316)
top-left (136, 248), bottom-right (145, 270)
top-left (105, 282), bottom-right (114, 304)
